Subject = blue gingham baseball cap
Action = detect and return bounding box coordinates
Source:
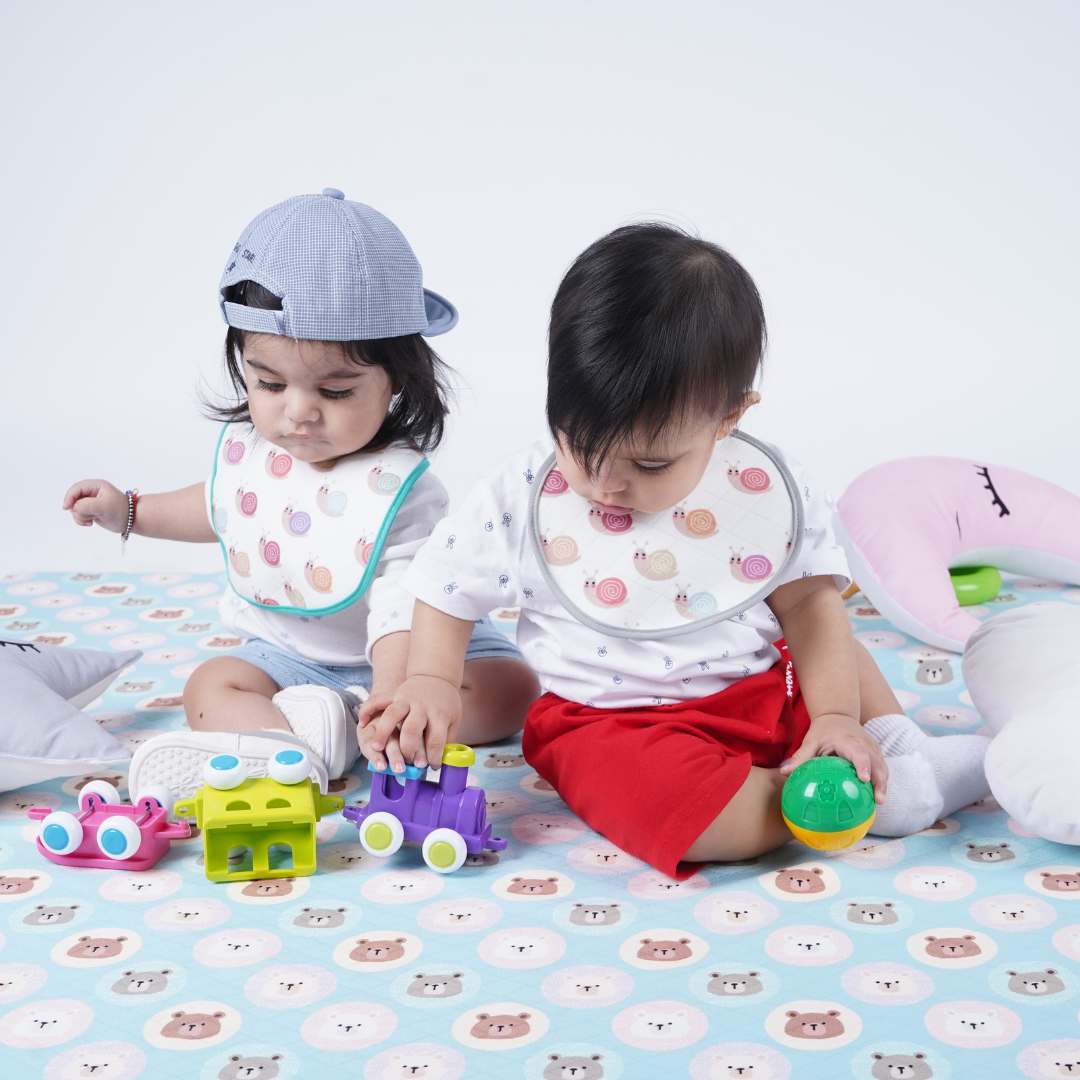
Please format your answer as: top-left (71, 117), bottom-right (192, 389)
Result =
top-left (219, 187), bottom-right (458, 340)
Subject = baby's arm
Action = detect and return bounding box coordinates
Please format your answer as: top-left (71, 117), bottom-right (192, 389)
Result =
top-left (767, 575), bottom-right (887, 799)
top-left (63, 480), bottom-right (215, 542)
top-left (358, 600), bottom-right (475, 772)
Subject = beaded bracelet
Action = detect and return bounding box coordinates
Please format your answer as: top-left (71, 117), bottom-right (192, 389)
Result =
top-left (120, 489), bottom-right (139, 552)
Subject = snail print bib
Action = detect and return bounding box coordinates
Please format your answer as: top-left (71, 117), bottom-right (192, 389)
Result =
top-left (529, 431), bottom-right (803, 638)
top-left (209, 423), bottom-right (428, 615)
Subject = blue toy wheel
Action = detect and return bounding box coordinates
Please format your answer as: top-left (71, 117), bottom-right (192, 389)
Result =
top-left (39, 811), bottom-right (83, 855)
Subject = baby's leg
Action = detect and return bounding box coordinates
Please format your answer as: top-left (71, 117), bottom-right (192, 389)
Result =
top-left (456, 657), bottom-right (540, 747)
top-left (183, 657), bottom-right (288, 734)
top-left (682, 768), bottom-right (792, 862)
top-left (854, 640), bottom-right (904, 721)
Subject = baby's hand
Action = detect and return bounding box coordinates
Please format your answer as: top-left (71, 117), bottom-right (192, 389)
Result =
top-left (780, 713), bottom-right (888, 802)
top-left (63, 479), bottom-right (128, 533)
top-left (357, 674), bottom-right (461, 774)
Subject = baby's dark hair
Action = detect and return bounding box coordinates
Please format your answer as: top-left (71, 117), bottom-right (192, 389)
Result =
top-left (205, 280), bottom-right (451, 454)
top-left (547, 223), bottom-right (766, 473)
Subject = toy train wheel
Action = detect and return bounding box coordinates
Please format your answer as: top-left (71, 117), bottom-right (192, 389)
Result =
top-left (358, 811), bottom-right (404, 857)
top-left (78, 780), bottom-right (121, 810)
top-left (422, 828), bottom-right (467, 874)
top-left (38, 811), bottom-right (83, 855)
top-left (133, 785), bottom-right (175, 816)
top-left (97, 815), bottom-right (143, 861)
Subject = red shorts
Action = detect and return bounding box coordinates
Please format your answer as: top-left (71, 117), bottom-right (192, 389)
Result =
top-left (521, 646), bottom-right (811, 881)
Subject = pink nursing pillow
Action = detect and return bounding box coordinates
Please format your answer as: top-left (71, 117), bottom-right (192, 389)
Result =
top-left (835, 457), bottom-right (1080, 652)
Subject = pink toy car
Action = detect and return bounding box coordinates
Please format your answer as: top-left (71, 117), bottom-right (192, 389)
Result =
top-left (27, 780), bottom-right (190, 871)
top-left (343, 743), bottom-right (506, 873)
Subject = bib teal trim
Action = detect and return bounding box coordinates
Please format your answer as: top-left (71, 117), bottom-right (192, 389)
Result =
top-left (209, 423), bottom-right (430, 617)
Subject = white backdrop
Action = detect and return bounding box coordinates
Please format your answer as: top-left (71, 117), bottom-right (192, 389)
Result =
top-left (2, 1), bottom-right (1076, 573)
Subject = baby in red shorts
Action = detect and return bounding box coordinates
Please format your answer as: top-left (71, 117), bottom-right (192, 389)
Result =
top-left (360, 223), bottom-right (991, 879)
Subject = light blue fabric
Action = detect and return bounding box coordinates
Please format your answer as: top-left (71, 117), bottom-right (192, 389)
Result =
top-left (219, 187), bottom-right (458, 340)
top-left (229, 615), bottom-right (521, 693)
top-left (3, 571), bottom-right (1080, 1079)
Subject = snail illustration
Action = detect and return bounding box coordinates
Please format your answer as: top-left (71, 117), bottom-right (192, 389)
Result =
top-left (583, 574), bottom-right (629, 608)
top-left (542, 533), bottom-right (580, 566)
top-left (316, 484), bottom-right (348, 516)
top-left (253, 590), bottom-right (279, 607)
top-left (284, 582), bottom-right (307, 608)
top-left (259, 535), bottom-right (281, 567)
top-left (674, 584), bottom-right (718, 620)
top-left (729, 548), bottom-right (774, 583)
top-left (235, 487), bottom-right (258, 517)
top-left (305, 559), bottom-right (333, 593)
top-left (541, 468), bottom-right (569, 496)
top-left (354, 534), bottom-right (374, 565)
top-left (672, 505), bottom-right (718, 538)
top-left (632, 544), bottom-right (678, 580)
top-left (282, 504), bottom-right (311, 536)
top-left (223, 437), bottom-right (245, 465)
top-left (726, 460), bottom-right (772, 493)
top-left (228, 546), bottom-right (251, 577)
top-left (266, 449), bottom-right (293, 478)
top-left (588, 502), bottom-right (634, 534)
top-left (368, 465), bottom-right (401, 494)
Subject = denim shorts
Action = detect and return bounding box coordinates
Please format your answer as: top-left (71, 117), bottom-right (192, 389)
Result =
top-left (229, 616), bottom-right (522, 695)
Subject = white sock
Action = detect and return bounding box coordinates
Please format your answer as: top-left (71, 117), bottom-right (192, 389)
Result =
top-left (869, 752), bottom-right (945, 836)
top-left (865, 712), bottom-right (991, 821)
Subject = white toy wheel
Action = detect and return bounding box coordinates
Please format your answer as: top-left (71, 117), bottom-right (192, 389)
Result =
top-left (422, 828), bottom-right (468, 874)
top-left (358, 811), bottom-right (404, 857)
top-left (96, 815), bottom-right (143, 860)
top-left (39, 811), bottom-right (83, 855)
top-left (203, 753), bottom-right (248, 790)
top-left (134, 785), bottom-right (175, 816)
top-left (267, 747), bottom-right (310, 785)
top-left (78, 780), bottom-right (121, 810)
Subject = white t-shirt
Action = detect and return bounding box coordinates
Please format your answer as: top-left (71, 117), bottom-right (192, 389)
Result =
top-left (209, 467), bottom-right (450, 666)
top-left (403, 439), bottom-right (851, 709)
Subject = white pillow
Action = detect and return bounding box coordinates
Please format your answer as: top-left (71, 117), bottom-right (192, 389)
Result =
top-left (963, 603), bottom-right (1080, 844)
top-left (0, 639), bottom-right (137, 792)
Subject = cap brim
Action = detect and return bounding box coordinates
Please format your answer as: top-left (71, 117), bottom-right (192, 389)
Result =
top-left (422, 289), bottom-right (458, 336)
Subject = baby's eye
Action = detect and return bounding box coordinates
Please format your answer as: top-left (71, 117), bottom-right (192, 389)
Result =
top-left (634, 461), bottom-right (672, 474)
top-left (320, 388), bottom-right (354, 400)
top-left (256, 379), bottom-right (285, 393)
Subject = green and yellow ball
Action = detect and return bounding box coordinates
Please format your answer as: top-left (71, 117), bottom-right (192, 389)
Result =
top-left (781, 756), bottom-right (876, 851)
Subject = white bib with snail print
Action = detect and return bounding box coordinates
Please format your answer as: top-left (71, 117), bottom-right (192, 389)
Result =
top-left (529, 431), bottom-right (803, 638)
top-left (208, 423), bottom-right (428, 616)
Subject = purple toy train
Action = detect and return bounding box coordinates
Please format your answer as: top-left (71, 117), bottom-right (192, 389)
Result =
top-left (343, 742), bottom-right (506, 873)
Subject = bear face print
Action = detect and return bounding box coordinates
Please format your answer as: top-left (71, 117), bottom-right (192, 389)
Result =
top-left (244, 964), bottom-right (337, 1009)
top-left (636, 937), bottom-right (693, 963)
top-left (944, 1004), bottom-right (1004, 1038)
top-left (966, 842), bottom-right (1015, 864)
top-left (707, 971), bottom-right (764, 997)
top-left (923, 999), bottom-right (1024, 1049)
top-left (1040, 871), bottom-right (1080, 893)
top-left (1035, 1047), bottom-right (1080, 1079)
top-left (241, 879), bottom-right (294, 899)
top-left (468, 1011), bottom-right (532, 1042)
top-left (925, 934), bottom-right (981, 959)
top-left (300, 1002), bottom-right (397, 1051)
top-left (570, 903), bottom-right (622, 927)
top-left (193, 928), bottom-right (283, 968)
top-left (1007, 968), bottom-right (1066, 997)
top-left (0, 998), bottom-right (93, 1049)
top-left (506, 876), bottom-right (560, 897)
top-left (406, 972), bottom-right (465, 999)
top-left (480, 927), bottom-right (566, 969)
top-left (915, 658), bottom-right (954, 685)
top-left (695, 890), bottom-right (779, 934)
top-left (848, 902), bottom-right (898, 926)
top-left (842, 963), bottom-right (934, 1006)
top-left (111, 969), bottom-right (171, 995)
top-left (0, 874), bottom-right (40, 896)
top-left (894, 866), bottom-right (975, 901)
top-left (66, 935), bottom-right (127, 960)
top-left (870, 1052), bottom-right (933, 1080)
top-left (293, 907), bottom-right (347, 929)
top-left (971, 894), bottom-right (1056, 932)
top-left (542, 1055), bottom-right (604, 1080)
top-left (218, 1055), bottom-right (283, 1080)
top-left (783, 1009), bottom-right (845, 1040)
top-left (160, 1009), bottom-right (225, 1041)
top-left (485, 752), bottom-right (526, 768)
top-left (23, 904), bottom-right (79, 926)
top-left (541, 965), bottom-right (634, 1009)
top-left (42, 1039), bottom-right (147, 1079)
top-left (349, 937), bottom-right (408, 964)
top-left (0, 963), bottom-right (48, 1005)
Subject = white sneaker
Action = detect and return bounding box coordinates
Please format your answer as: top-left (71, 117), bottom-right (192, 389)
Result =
top-left (128, 728), bottom-right (329, 803)
top-left (272, 685), bottom-right (358, 780)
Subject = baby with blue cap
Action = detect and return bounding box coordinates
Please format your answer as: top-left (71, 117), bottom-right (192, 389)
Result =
top-left (64, 187), bottom-right (538, 798)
